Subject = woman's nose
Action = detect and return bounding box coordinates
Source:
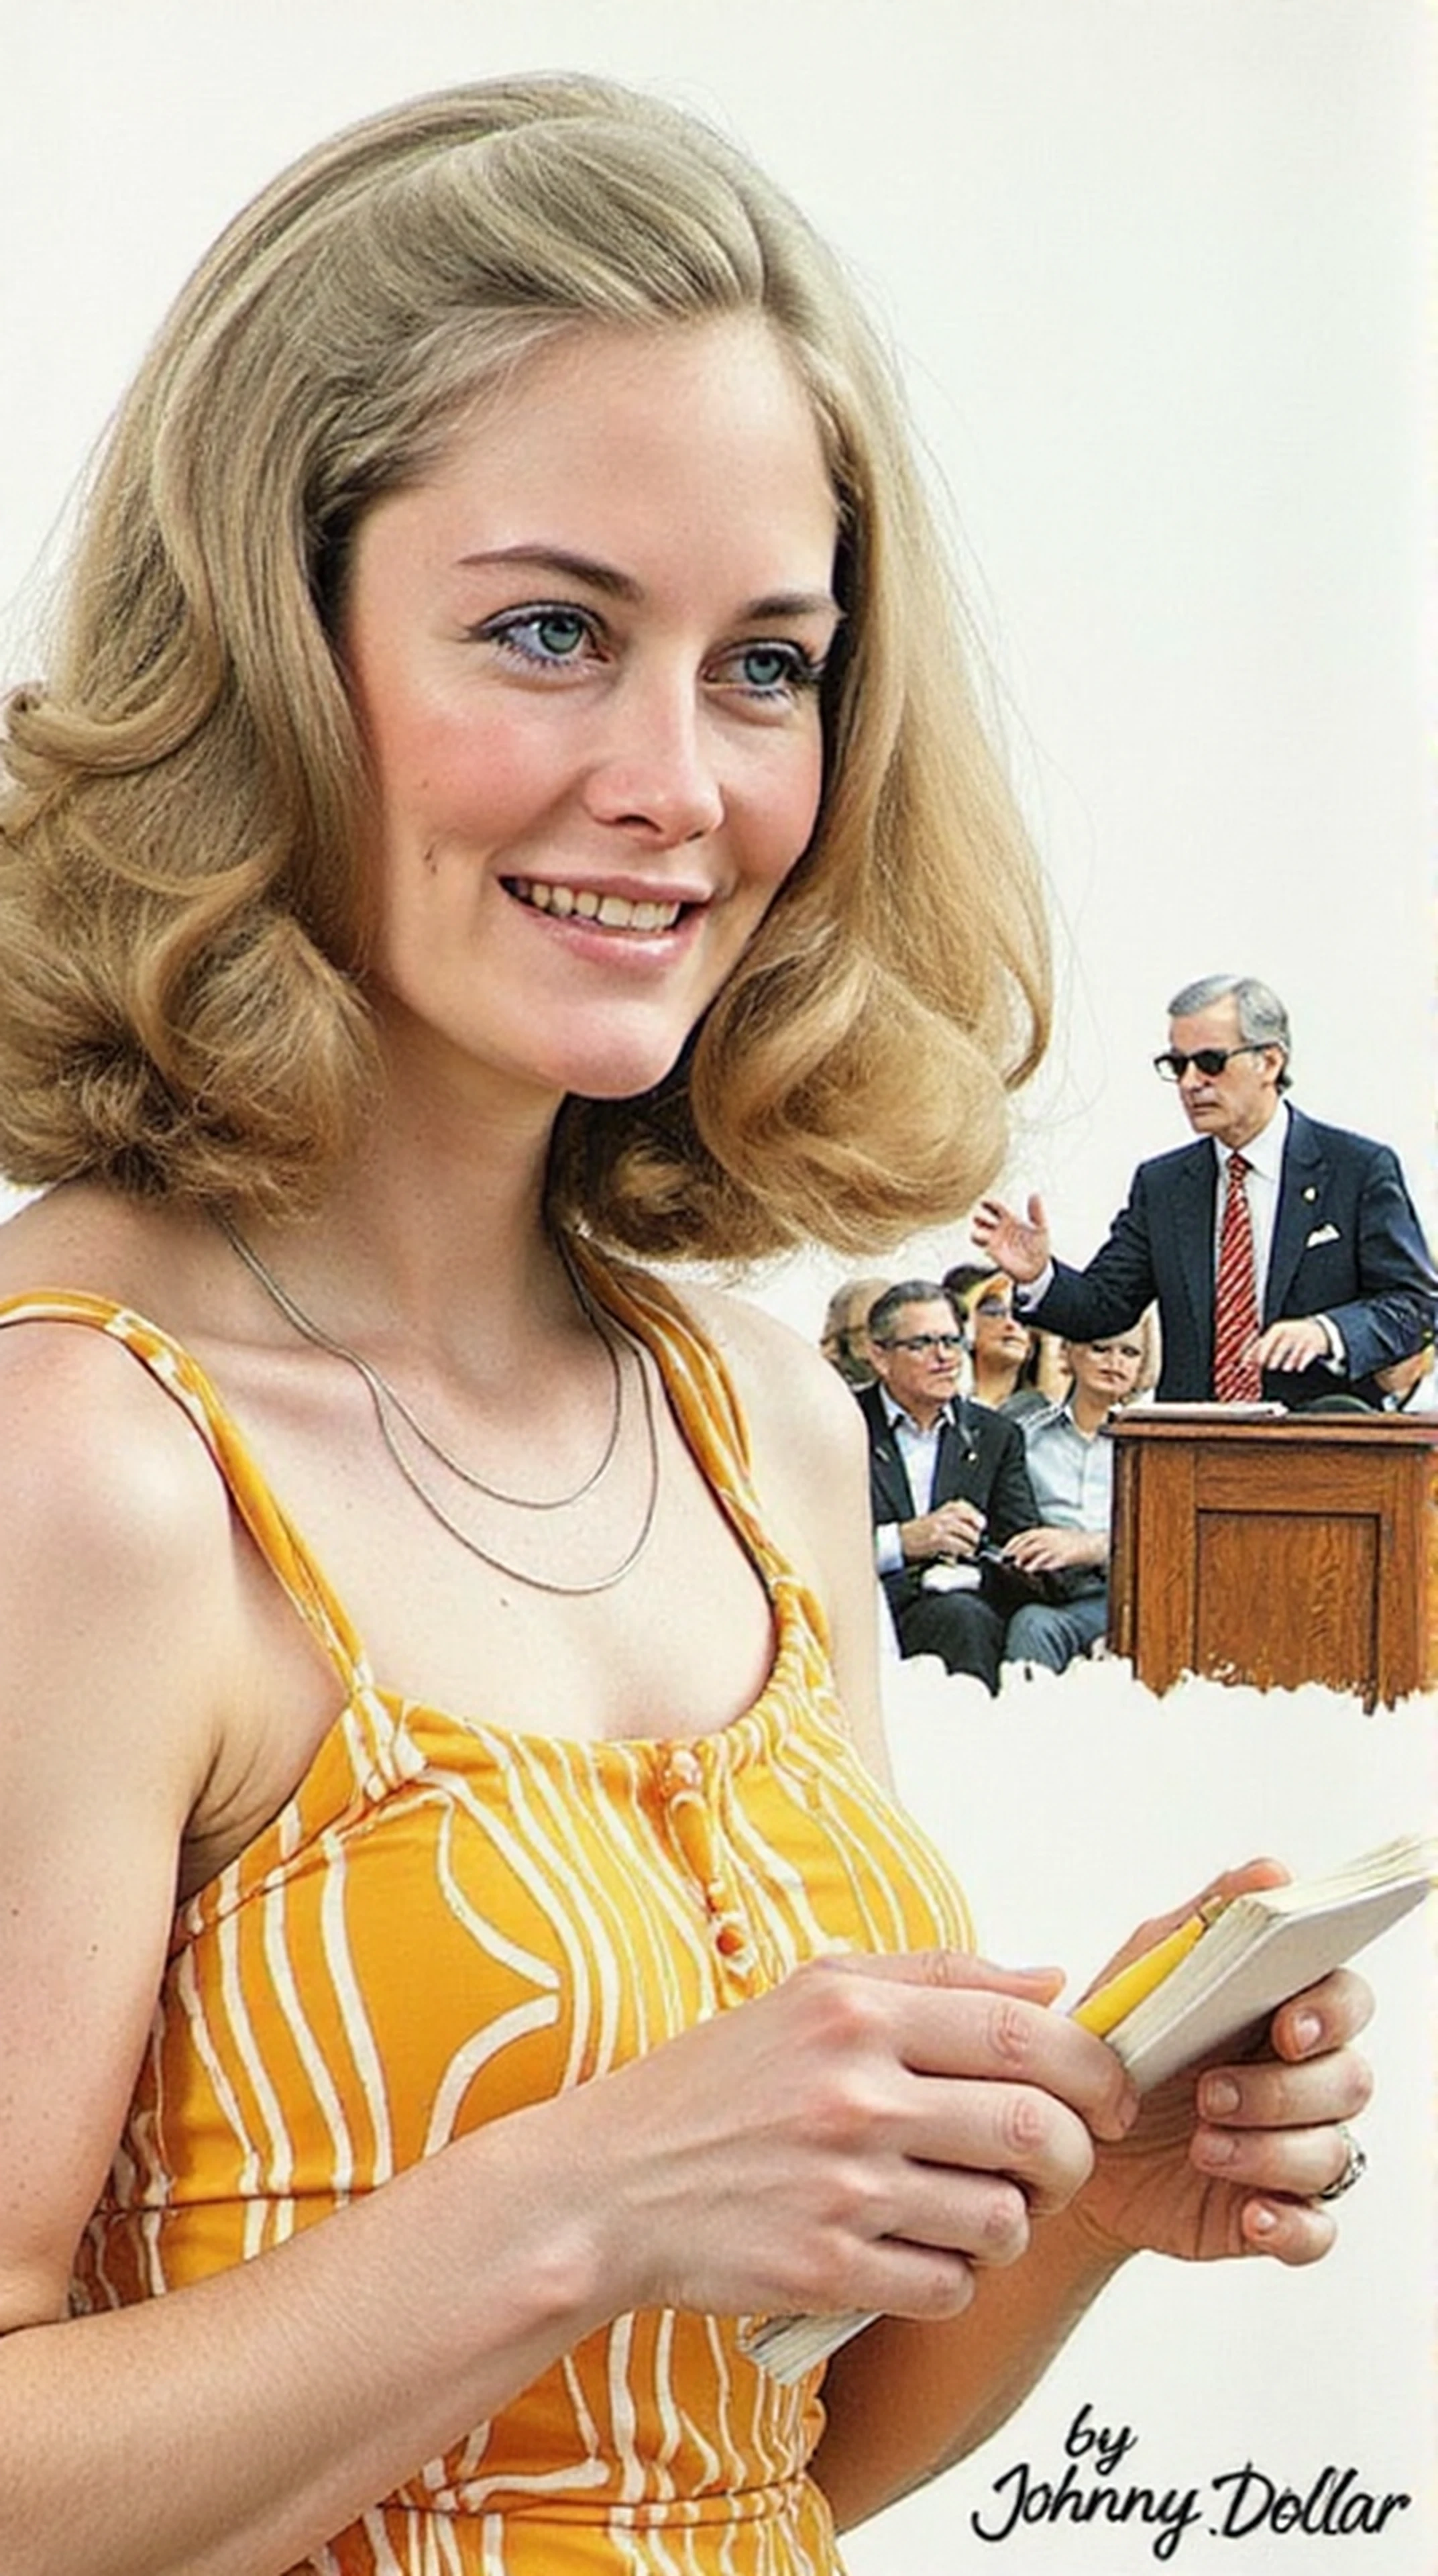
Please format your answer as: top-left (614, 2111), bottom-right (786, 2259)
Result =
top-left (581, 672), bottom-right (725, 846)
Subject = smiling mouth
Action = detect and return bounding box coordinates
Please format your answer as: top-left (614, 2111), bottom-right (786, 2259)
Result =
top-left (506, 877), bottom-right (687, 933)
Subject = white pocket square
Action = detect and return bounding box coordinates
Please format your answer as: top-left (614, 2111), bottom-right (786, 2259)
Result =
top-left (1305, 1222), bottom-right (1341, 1247)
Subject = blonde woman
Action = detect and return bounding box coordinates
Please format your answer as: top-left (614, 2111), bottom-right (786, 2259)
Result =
top-left (0, 79), bottom-right (1369, 2576)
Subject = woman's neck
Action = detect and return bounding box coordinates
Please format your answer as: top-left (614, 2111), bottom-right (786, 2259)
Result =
top-left (289, 1009), bottom-right (577, 1349)
top-left (1068, 1384), bottom-right (1108, 1437)
top-left (972, 1359), bottom-right (1018, 1408)
top-left (233, 1058), bottom-right (573, 1379)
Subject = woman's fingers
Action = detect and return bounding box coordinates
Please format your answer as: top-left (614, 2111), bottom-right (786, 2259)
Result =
top-left (1184, 1966), bottom-right (1374, 2265)
top-left (901, 2072), bottom-right (1101, 2222)
top-left (584, 1947), bottom-right (1137, 2324)
top-left (1195, 2030), bottom-right (1374, 2136)
top-left (815, 1949), bottom-right (1140, 2141)
top-left (1191, 2114), bottom-right (1364, 2199)
top-left (1236, 2196), bottom-right (1340, 2267)
top-left (1264, 1964), bottom-right (1375, 2061)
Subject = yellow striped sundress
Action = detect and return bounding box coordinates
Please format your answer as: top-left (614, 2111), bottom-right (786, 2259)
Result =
top-left (3, 1256), bottom-right (973, 2575)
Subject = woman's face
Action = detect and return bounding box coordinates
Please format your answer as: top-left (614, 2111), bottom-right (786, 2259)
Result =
top-left (968, 1282), bottom-right (1032, 1371)
top-left (339, 317), bottom-right (840, 1117)
top-left (1068, 1336), bottom-right (1144, 1405)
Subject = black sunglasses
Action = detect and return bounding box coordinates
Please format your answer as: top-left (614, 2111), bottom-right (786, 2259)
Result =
top-left (1153, 1044), bottom-right (1267, 1081)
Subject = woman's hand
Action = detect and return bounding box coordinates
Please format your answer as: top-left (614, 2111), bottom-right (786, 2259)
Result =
top-left (566, 1949), bottom-right (1138, 2331)
top-left (1070, 1864), bottom-right (1374, 2269)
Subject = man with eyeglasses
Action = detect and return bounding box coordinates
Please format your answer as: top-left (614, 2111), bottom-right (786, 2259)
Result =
top-left (859, 1278), bottom-right (1042, 1690)
top-left (973, 973), bottom-right (1436, 1409)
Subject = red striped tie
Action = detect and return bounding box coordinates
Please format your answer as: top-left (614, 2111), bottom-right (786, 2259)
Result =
top-left (1213, 1150), bottom-right (1262, 1399)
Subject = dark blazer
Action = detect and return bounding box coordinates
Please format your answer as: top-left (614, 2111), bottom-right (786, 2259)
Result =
top-left (858, 1381), bottom-right (1040, 1621)
top-left (1032, 1108), bottom-right (1438, 1406)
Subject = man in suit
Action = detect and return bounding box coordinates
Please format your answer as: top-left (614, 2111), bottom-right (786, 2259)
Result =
top-left (860, 1279), bottom-right (1041, 1690)
top-left (973, 974), bottom-right (1437, 1408)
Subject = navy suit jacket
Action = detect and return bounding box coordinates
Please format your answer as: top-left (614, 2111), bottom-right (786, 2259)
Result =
top-left (1031, 1108), bottom-right (1437, 1406)
top-left (858, 1381), bottom-right (1039, 1621)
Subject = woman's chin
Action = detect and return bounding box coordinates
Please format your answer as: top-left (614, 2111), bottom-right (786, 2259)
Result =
top-left (556, 1032), bottom-right (696, 1108)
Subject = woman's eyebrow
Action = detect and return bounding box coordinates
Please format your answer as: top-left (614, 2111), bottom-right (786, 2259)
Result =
top-left (457, 543), bottom-right (643, 600)
top-left (456, 543), bottom-right (841, 626)
top-left (745, 589), bottom-right (844, 625)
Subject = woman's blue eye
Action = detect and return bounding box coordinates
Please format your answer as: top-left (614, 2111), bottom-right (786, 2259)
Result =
top-left (481, 607), bottom-right (596, 665)
top-left (741, 646), bottom-right (793, 689)
top-left (727, 643), bottom-right (822, 698)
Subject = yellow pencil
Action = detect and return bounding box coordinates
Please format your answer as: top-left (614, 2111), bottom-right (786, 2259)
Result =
top-left (1072, 1896), bottom-right (1228, 2037)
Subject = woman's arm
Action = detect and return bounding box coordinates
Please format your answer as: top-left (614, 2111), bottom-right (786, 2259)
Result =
top-left (810, 2201), bottom-right (1127, 2526)
top-left (0, 1330), bottom-right (628, 2576)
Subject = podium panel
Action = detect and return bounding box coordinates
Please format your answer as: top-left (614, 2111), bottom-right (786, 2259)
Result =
top-left (1105, 1412), bottom-right (1438, 1707)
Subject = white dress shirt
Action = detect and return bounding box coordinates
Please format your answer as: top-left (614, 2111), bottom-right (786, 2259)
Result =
top-left (873, 1388), bottom-right (954, 1576)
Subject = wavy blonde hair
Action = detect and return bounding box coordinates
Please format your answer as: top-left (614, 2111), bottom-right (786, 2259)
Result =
top-left (0, 75), bottom-right (1048, 1259)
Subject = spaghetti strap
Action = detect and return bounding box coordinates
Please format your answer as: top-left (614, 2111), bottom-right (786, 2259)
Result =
top-left (567, 1241), bottom-right (823, 1627)
top-left (0, 1291), bottom-right (370, 1702)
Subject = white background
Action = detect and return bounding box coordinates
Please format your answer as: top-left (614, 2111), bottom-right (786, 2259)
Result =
top-left (1, 5), bottom-right (1433, 2569)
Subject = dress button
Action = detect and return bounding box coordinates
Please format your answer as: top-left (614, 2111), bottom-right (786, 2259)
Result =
top-left (715, 1921), bottom-right (748, 1960)
top-left (667, 1746), bottom-right (703, 1788)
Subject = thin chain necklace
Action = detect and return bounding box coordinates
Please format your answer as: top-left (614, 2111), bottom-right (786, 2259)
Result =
top-left (219, 1213), bottom-right (620, 1509)
top-left (215, 1214), bottom-right (661, 1598)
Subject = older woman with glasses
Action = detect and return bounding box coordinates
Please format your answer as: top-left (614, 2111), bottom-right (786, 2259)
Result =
top-left (942, 1260), bottom-right (1062, 1415)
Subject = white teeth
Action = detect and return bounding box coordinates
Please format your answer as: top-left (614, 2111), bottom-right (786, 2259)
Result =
top-left (512, 879), bottom-right (683, 932)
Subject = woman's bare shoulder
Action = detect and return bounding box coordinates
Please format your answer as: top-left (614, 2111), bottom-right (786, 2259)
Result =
top-left (679, 1277), bottom-right (868, 1464)
top-left (0, 1189), bottom-right (244, 1685)
top-left (0, 1306), bottom-right (237, 1639)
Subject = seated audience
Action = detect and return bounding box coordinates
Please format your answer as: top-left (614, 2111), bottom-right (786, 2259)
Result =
top-left (818, 1275), bottom-right (891, 1389)
top-left (861, 1279), bottom-right (1041, 1694)
top-left (997, 1325), bottom-right (1148, 1674)
top-left (943, 1260), bottom-right (1063, 1415)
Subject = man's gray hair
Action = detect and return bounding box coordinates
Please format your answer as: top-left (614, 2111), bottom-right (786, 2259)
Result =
top-left (1168, 973), bottom-right (1292, 1090)
top-left (869, 1279), bottom-right (957, 1344)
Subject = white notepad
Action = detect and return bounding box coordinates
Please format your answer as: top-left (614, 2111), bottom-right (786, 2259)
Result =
top-left (1096, 1833), bottom-right (1435, 2090)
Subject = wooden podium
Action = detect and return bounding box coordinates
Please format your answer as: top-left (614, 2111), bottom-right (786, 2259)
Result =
top-left (1105, 1409), bottom-right (1438, 1707)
